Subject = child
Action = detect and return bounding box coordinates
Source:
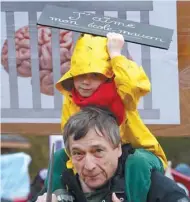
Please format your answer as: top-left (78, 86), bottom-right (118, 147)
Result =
top-left (54, 32), bottom-right (167, 202)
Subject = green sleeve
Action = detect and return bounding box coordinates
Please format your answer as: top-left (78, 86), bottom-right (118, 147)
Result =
top-left (124, 149), bottom-right (164, 202)
top-left (45, 149), bottom-right (68, 192)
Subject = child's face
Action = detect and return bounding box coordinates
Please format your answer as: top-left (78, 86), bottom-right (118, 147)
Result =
top-left (73, 73), bottom-right (107, 97)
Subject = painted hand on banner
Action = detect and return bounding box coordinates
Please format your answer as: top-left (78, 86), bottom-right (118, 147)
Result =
top-left (107, 32), bottom-right (124, 59)
top-left (1, 26), bottom-right (74, 95)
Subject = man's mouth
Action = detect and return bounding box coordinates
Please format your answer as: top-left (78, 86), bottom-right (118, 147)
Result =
top-left (80, 88), bottom-right (92, 91)
top-left (84, 173), bottom-right (100, 179)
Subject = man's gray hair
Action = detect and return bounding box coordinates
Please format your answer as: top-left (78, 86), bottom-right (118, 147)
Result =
top-left (63, 106), bottom-right (121, 155)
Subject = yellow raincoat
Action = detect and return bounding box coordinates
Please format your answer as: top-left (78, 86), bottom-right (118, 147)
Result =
top-left (55, 34), bottom-right (167, 169)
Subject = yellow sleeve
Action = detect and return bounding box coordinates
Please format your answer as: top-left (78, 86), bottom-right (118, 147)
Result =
top-left (61, 95), bottom-right (72, 132)
top-left (112, 56), bottom-right (167, 167)
top-left (61, 94), bottom-right (80, 132)
top-left (122, 111), bottom-right (168, 168)
top-left (111, 55), bottom-right (151, 110)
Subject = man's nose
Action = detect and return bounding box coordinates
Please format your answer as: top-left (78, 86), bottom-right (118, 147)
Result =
top-left (84, 154), bottom-right (96, 171)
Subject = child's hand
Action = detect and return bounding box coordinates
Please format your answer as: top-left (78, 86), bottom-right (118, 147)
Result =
top-left (107, 32), bottom-right (124, 59)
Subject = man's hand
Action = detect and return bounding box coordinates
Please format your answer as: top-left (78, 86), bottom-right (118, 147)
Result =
top-left (107, 32), bottom-right (124, 59)
top-left (112, 193), bottom-right (121, 202)
top-left (36, 193), bottom-right (57, 202)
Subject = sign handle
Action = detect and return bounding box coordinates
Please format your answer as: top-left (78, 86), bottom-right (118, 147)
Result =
top-left (46, 143), bottom-right (55, 202)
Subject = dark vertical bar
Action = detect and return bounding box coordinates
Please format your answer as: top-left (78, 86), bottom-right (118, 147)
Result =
top-left (6, 11), bottom-right (19, 108)
top-left (140, 11), bottom-right (153, 109)
top-left (28, 11), bottom-right (41, 108)
top-left (51, 28), bottom-right (62, 108)
top-left (118, 11), bottom-right (129, 56)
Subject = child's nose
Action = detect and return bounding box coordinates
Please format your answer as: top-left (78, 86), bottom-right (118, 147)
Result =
top-left (83, 75), bottom-right (91, 84)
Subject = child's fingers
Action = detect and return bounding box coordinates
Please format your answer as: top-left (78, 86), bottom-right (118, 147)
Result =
top-left (107, 32), bottom-right (123, 39)
top-left (113, 33), bottom-right (124, 41)
top-left (107, 32), bottom-right (115, 39)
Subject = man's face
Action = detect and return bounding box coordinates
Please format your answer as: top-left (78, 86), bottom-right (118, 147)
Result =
top-left (69, 128), bottom-right (122, 189)
top-left (73, 73), bottom-right (107, 97)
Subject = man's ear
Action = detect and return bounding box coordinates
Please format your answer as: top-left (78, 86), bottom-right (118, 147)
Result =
top-left (117, 143), bottom-right (122, 158)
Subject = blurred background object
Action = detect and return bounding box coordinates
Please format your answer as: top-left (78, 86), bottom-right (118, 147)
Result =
top-left (175, 163), bottom-right (190, 177)
top-left (165, 161), bottom-right (190, 196)
top-left (0, 134), bottom-right (49, 180)
top-left (29, 168), bottom-right (48, 200)
top-left (1, 134), bottom-right (31, 151)
top-left (0, 152), bottom-right (31, 201)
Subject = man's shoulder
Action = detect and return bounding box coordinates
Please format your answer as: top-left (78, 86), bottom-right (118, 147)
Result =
top-left (148, 170), bottom-right (190, 202)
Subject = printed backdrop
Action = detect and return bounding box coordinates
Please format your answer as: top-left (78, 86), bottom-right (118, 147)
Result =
top-left (1, 0), bottom-right (180, 137)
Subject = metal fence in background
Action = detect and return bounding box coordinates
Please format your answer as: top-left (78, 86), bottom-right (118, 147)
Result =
top-left (1, 1), bottom-right (160, 120)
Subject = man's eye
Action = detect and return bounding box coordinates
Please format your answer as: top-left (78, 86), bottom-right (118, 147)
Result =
top-left (72, 151), bottom-right (82, 156)
top-left (96, 149), bottom-right (103, 153)
top-left (94, 149), bottom-right (104, 157)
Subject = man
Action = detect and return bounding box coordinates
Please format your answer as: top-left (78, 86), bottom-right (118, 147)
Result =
top-left (35, 107), bottom-right (189, 202)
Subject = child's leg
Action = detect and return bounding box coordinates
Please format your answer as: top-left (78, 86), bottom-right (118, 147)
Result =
top-left (125, 149), bottom-right (164, 202)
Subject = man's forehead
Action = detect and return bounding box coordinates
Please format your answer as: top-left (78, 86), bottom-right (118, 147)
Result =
top-left (69, 128), bottom-right (112, 149)
top-left (70, 127), bottom-right (106, 140)
top-left (70, 142), bottom-right (106, 150)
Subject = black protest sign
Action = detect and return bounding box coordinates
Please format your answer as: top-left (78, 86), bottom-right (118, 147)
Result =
top-left (37, 4), bottom-right (174, 50)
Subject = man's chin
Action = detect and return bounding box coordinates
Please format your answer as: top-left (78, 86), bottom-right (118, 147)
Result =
top-left (86, 180), bottom-right (107, 190)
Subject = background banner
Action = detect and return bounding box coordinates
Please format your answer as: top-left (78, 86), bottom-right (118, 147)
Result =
top-left (1, 0), bottom-right (180, 126)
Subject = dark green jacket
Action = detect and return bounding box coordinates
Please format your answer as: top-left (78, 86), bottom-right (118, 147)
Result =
top-left (32, 148), bottom-right (189, 202)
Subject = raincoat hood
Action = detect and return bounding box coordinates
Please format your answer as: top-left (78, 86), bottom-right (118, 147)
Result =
top-left (55, 34), bottom-right (114, 93)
